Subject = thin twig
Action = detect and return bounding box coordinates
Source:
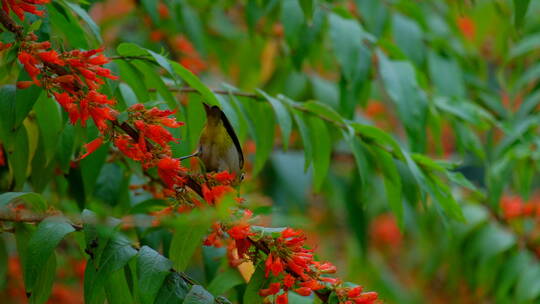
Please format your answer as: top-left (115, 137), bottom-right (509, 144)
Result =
top-left (0, 9), bottom-right (23, 40)
top-left (151, 87), bottom-right (266, 101)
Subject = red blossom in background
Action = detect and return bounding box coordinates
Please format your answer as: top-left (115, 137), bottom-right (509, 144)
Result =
top-left (1, 0), bottom-right (50, 20)
top-left (172, 35), bottom-right (206, 74)
top-left (369, 213), bottom-right (402, 249)
top-left (457, 16), bottom-right (475, 41)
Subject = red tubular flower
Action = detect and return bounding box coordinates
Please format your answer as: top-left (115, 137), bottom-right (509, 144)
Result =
top-left (299, 279), bottom-right (324, 291)
top-left (313, 261), bottom-right (337, 274)
top-left (2, 0), bottom-right (50, 20)
top-left (145, 107), bottom-right (184, 129)
top-left (80, 137), bottom-right (103, 159)
top-left (38, 50), bottom-right (64, 66)
top-left (16, 81), bottom-right (33, 89)
top-left (276, 293), bottom-right (288, 304)
top-left (352, 291), bottom-right (378, 304)
top-left (202, 184), bottom-right (234, 204)
top-left (157, 157), bottom-right (185, 189)
top-left (227, 223), bottom-right (252, 240)
top-left (348, 286), bottom-right (363, 298)
top-left (283, 274), bottom-right (296, 289)
top-left (294, 287), bottom-right (312, 296)
top-left (89, 105), bottom-right (116, 131)
top-left (18, 51), bottom-right (40, 83)
top-left (114, 135), bottom-right (150, 162)
top-left (213, 171), bottom-right (236, 184)
top-left (259, 282), bottom-right (281, 297)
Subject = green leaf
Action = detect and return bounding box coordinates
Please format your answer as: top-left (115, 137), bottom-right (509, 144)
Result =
top-left (169, 211), bottom-right (213, 271)
top-left (179, 3), bottom-right (207, 55)
top-left (132, 60), bottom-right (177, 110)
top-left (428, 52), bottom-right (465, 97)
top-left (343, 130), bottom-right (370, 189)
top-left (513, 0), bottom-right (531, 28)
top-left (291, 108), bottom-right (313, 171)
top-left (146, 49), bottom-right (177, 81)
top-left (302, 100), bottom-right (345, 125)
top-left (392, 13), bottom-right (424, 65)
top-left (242, 100), bottom-right (275, 175)
top-left (34, 94), bottom-right (63, 165)
top-left (170, 61), bottom-right (220, 106)
top-left (243, 265), bottom-right (268, 304)
top-left (84, 259), bottom-right (107, 304)
top-left (515, 261), bottom-right (540, 301)
top-left (24, 217), bottom-right (75, 293)
top-left (299, 0), bottom-right (315, 21)
top-left (129, 199), bottom-right (168, 214)
top-left (153, 272), bottom-right (190, 304)
top-left (289, 291), bottom-right (314, 304)
top-left (258, 90), bottom-right (292, 150)
top-left (141, 0), bottom-right (159, 24)
top-left (328, 13), bottom-right (370, 83)
top-left (207, 267), bottom-right (244, 296)
top-left (0, 192), bottom-right (47, 211)
top-left (14, 74), bottom-right (42, 131)
top-left (349, 123), bottom-right (403, 158)
top-left (470, 223), bottom-right (516, 260)
top-left (56, 124), bottom-right (76, 173)
top-left (0, 31), bottom-right (15, 44)
top-left (308, 116), bottom-right (331, 191)
top-left (47, 2), bottom-right (89, 49)
top-left (281, 0), bottom-right (304, 47)
top-left (184, 285), bottom-right (215, 304)
top-left (85, 234), bottom-right (137, 304)
top-left (377, 50), bottom-right (428, 151)
top-left (509, 33), bottom-right (540, 59)
top-left (495, 251), bottom-right (530, 301)
top-left (116, 60), bottom-right (150, 102)
top-left (0, 85), bottom-right (16, 143)
top-left (0, 239), bottom-right (6, 289)
top-left (28, 253), bottom-right (56, 304)
top-left (63, 1), bottom-right (103, 44)
top-left (105, 267), bottom-right (134, 304)
top-left (137, 246), bottom-right (173, 304)
top-left (80, 140), bottom-right (110, 201)
top-left (373, 147), bottom-right (403, 226)
top-left (354, 0), bottom-right (388, 36)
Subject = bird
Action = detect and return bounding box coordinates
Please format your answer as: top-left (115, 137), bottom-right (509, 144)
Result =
top-left (181, 103), bottom-right (244, 185)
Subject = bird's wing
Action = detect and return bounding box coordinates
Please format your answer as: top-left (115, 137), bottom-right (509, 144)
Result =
top-left (218, 108), bottom-right (244, 169)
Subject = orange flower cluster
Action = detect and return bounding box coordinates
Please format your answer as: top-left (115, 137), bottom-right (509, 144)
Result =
top-left (115, 104), bottom-right (186, 190)
top-left (500, 195), bottom-right (540, 220)
top-left (457, 16), bottom-right (475, 41)
top-left (369, 213), bottom-right (402, 249)
top-left (1, 0), bottom-right (49, 20)
top-left (17, 41), bottom-right (118, 133)
top-left (335, 286), bottom-right (380, 304)
top-left (172, 35), bottom-right (206, 74)
top-left (205, 211), bottom-right (378, 304)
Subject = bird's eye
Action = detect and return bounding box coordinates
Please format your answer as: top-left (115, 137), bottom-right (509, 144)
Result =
top-left (240, 172), bottom-right (245, 181)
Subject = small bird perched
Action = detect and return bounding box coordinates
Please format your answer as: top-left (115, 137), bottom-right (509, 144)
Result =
top-left (182, 103), bottom-right (244, 185)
